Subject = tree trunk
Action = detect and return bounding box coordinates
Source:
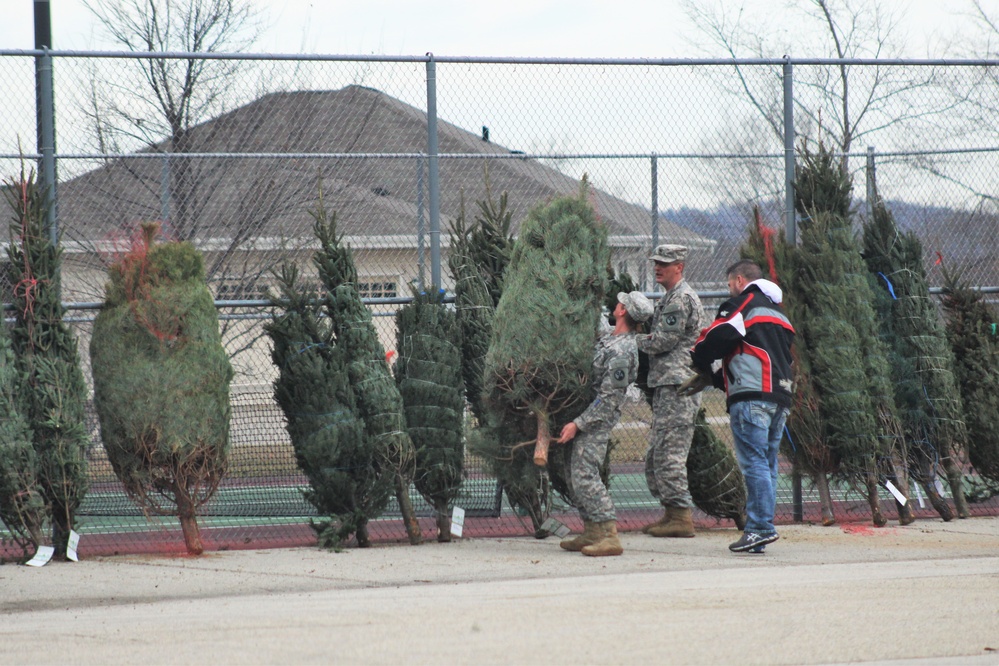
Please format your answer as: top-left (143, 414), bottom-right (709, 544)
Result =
top-left (177, 498), bottom-right (204, 556)
top-left (866, 473), bottom-right (887, 527)
top-left (942, 457), bottom-right (970, 518)
top-left (533, 413), bottom-right (551, 467)
top-left (396, 474), bottom-right (423, 545)
top-left (435, 500), bottom-right (452, 543)
top-left (913, 458), bottom-right (954, 521)
top-left (814, 472), bottom-right (836, 526)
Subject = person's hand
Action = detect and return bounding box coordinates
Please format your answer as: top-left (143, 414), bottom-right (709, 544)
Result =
top-left (677, 371), bottom-right (712, 397)
top-left (557, 422), bottom-right (579, 444)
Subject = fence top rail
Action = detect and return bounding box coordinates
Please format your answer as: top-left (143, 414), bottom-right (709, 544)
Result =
top-left (3, 49), bottom-right (999, 67)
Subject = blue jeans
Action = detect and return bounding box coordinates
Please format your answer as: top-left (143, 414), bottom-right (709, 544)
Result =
top-left (729, 400), bottom-right (789, 536)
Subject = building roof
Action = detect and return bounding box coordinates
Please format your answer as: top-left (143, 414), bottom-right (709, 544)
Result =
top-left (57, 85), bottom-right (713, 253)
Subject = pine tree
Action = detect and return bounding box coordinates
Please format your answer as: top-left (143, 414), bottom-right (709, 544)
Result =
top-left (483, 179), bottom-right (609, 531)
top-left (0, 317), bottom-right (45, 556)
top-left (940, 266), bottom-right (999, 493)
top-left (862, 187), bottom-right (968, 519)
top-left (266, 264), bottom-right (391, 548)
top-left (90, 223), bottom-right (234, 555)
top-left (687, 407), bottom-right (747, 529)
top-left (311, 192), bottom-right (422, 545)
top-left (4, 167), bottom-right (89, 556)
top-left (395, 290), bottom-right (465, 541)
top-left (792, 140), bottom-right (909, 526)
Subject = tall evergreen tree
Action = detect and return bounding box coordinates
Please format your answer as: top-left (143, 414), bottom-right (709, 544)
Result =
top-left (0, 317), bottom-right (45, 555)
top-left (4, 167), bottom-right (89, 556)
top-left (940, 266), bottom-right (999, 491)
top-left (267, 264), bottom-right (391, 548)
top-left (483, 179), bottom-right (609, 530)
top-left (792, 140), bottom-right (910, 526)
top-left (311, 193), bottom-right (422, 545)
top-left (862, 186), bottom-right (968, 520)
top-left (395, 290), bottom-right (465, 541)
top-left (91, 224), bottom-right (234, 555)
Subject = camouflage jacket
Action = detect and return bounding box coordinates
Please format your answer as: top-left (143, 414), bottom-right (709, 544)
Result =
top-left (636, 278), bottom-right (705, 386)
top-left (573, 331), bottom-right (639, 433)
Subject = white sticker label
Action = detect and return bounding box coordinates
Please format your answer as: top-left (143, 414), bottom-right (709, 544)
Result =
top-left (884, 480), bottom-right (907, 506)
top-left (913, 482), bottom-right (926, 508)
top-left (25, 546), bottom-right (55, 567)
top-left (450, 506), bottom-right (465, 538)
top-left (66, 530), bottom-right (81, 562)
top-left (539, 517), bottom-right (572, 539)
top-left (934, 476), bottom-right (946, 497)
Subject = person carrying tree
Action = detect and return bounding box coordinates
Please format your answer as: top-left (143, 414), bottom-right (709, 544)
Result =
top-left (681, 259), bottom-right (795, 553)
top-left (556, 291), bottom-right (653, 557)
top-left (636, 244), bottom-right (706, 538)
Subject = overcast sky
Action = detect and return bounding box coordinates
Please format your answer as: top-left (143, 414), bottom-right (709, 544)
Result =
top-left (0, 0), bottom-right (971, 58)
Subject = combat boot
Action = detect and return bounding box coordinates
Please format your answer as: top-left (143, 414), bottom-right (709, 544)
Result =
top-left (581, 520), bottom-right (623, 557)
top-left (647, 506), bottom-right (695, 538)
top-left (560, 520), bottom-right (600, 551)
top-left (641, 509), bottom-right (669, 534)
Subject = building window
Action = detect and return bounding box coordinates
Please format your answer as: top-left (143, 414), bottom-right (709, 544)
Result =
top-left (214, 277), bottom-right (266, 301)
top-left (357, 278), bottom-right (397, 299)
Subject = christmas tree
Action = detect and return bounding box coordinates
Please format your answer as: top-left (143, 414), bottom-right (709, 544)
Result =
top-left (862, 186), bottom-right (968, 519)
top-left (91, 223), bottom-right (234, 555)
top-left (4, 167), bottom-right (89, 556)
top-left (687, 407), bottom-right (747, 529)
top-left (267, 264), bottom-right (391, 548)
top-left (395, 290), bottom-right (465, 541)
top-left (311, 192), bottom-right (422, 545)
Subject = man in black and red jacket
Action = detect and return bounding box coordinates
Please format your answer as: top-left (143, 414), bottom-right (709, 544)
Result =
top-left (681, 259), bottom-right (795, 553)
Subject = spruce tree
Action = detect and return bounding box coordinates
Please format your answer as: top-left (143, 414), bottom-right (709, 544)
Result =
top-left (311, 193), bottom-right (422, 545)
top-left (0, 317), bottom-right (45, 555)
top-left (483, 179), bottom-right (609, 529)
top-left (940, 267), bottom-right (999, 493)
top-left (395, 290), bottom-right (465, 541)
top-left (687, 407), bottom-right (747, 529)
top-left (862, 187), bottom-right (968, 519)
top-left (90, 224), bottom-right (234, 555)
top-left (792, 141), bottom-right (910, 526)
top-left (266, 264), bottom-right (391, 548)
top-left (4, 167), bottom-right (89, 556)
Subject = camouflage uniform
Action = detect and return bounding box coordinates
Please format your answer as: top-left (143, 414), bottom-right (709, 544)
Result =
top-left (637, 278), bottom-right (705, 508)
top-left (566, 331), bottom-right (639, 523)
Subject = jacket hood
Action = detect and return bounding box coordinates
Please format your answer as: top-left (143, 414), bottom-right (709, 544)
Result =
top-left (746, 279), bottom-right (783, 304)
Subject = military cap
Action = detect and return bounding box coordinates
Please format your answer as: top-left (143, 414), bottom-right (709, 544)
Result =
top-left (649, 244), bottom-right (688, 264)
top-left (617, 291), bottom-right (654, 323)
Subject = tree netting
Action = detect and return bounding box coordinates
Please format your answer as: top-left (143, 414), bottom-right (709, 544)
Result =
top-left (266, 263), bottom-right (391, 549)
top-left (4, 167), bottom-right (90, 556)
top-left (395, 290), bottom-right (465, 541)
top-left (687, 407), bottom-right (747, 529)
top-left (311, 193), bottom-right (422, 545)
top-left (861, 184), bottom-right (969, 520)
top-left (90, 224), bottom-right (234, 555)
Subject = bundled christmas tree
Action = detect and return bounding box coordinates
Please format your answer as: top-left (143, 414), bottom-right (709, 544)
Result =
top-left (482, 180), bottom-right (608, 530)
top-left (741, 208), bottom-right (840, 524)
top-left (395, 290), bottom-right (465, 541)
top-left (862, 186), bottom-right (968, 520)
top-left (687, 407), bottom-right (747, 529)
top-left (792, 140), bottom-right (910, 526)
top-left (0, 317), bottom-right (45, 556)
top-left (267, 264), bottom-right (391, 548)
top-left (4, 167), bottom-right (89, 557)
top-left (311, 194), bottom-right (421, 545)
top-left (940, 266), bottom-right (999, 493)
top-left (90, 223), bottom-right (233, 555)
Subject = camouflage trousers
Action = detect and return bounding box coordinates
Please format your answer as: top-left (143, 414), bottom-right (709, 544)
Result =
top-left (567, 424), bottom-right (616, 523)
top-left (645, 385), bottom-right (701, 508)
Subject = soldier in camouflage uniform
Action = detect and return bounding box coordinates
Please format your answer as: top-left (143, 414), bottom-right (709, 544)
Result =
top-left (556, 291), bottom-right (653, 557)
top-left (636, 244), bottom-right (706, 538)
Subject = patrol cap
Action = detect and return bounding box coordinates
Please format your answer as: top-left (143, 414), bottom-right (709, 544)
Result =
top-left (617, 291), bottom-right (654, 323)
top-left (649, 244), bottom-right (688, 264)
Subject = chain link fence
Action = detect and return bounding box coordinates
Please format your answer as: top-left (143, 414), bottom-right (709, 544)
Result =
top-left (2, 51), bottom-right (998, 556)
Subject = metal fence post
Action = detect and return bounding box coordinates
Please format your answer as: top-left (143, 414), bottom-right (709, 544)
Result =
top-left (425, 54), bottom-right (442, 290)
top-left (37, 48), bottom-right (58, 247)
top-left (417, 156), bottom-right (426, 291)
top-left (866, 146), bottom-right (876, 221)
top-left (161, 152), bottom-right (171, 224)
top-left (651, 153), bottom-right (659, 288)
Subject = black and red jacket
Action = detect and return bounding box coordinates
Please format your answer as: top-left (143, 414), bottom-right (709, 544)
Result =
top-left (690, 280), bottom-right (795, 410)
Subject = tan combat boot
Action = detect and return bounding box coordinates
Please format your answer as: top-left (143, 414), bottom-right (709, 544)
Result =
top-left (560, 520), bottom-right (600, 551)
top-left (647, 506), bottom-right (695, 538)
top-left (641, 509), bottom-right (669, 534)
top-left (581, 520), bottom-right (623, 557)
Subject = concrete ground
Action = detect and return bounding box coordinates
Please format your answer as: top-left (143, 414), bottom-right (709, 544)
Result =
top-left (2, 517), bottom-right (998, 666)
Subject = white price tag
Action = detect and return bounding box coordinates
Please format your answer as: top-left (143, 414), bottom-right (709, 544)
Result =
top-left (913, 482), bottom-right (926, 508)
top-left (884, 480), bottom-right (907, 506)
top-left (934, 476), bottom-right (946, 497)
top-left (66, 530), bottom-right (81, 562)
top-left (539, 517), bottom-right (571, 539)
top-left (25, 546), bottom-right (54, 567)
top-left (450, 506), bottom-right (465, 538)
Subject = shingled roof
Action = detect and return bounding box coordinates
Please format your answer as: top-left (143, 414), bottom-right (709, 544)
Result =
top-left (57, 85), bottom-right (713, 253)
